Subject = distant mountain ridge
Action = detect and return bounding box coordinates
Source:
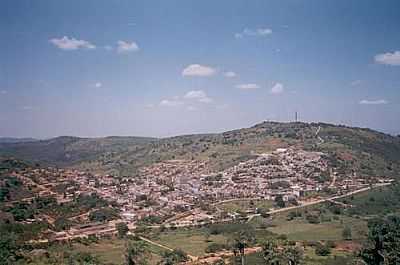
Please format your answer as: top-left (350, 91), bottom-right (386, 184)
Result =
top-left (0, 137), bottom-right (38, 144)
top-left (1, 121), bottom-right (400, 178)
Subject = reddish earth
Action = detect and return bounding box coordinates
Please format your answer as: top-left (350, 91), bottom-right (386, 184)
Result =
top-left (334, 241), bottom-right (362, 252)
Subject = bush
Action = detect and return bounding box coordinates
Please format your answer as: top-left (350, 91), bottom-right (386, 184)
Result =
top-left (326, 240), bottom-right (336, 248)
top-left (277, 234), bottom-right (288, 241)
top-left (205, 243), bottom-right (226, 253)
top-left (315, 243), bottom-right (331, 256)
top-left (342, 226), bottom-right (352, 240)
top-left (306, 214), bottom-right (320, 224)
top-left (88, 207), bottom-right (119, 222)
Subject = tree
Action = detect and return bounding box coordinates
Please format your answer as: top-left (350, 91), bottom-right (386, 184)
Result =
top-left (230, 228), bottom-right (256, 265)
top-left (67, 252), bottom-right (101, 265)
top-left (281, 245), bottom-right (303, 265)
top-left (275, 195), bottom-right (286, 208)
top-left (89, 207), bottom-right (119, 222)
top-left (262, 240), bottom-right (280, 265)
top-left (54, 217), bottom-right (73, 231)
top-left (0, 232), bottom-right (18, 265)
top-left (159, 249), bottom-right (189, 265)
top-left (342, 226), bottom-right (352, 240)
top-left (315, 243), bottom-right (331, 256)
top-left (359, 215), bottom-right (400, 265)
top-left (117, 222), bottom-right (129, 238)
top-left (125, 240), bottom-right (149, 265)
top-left (204, 230), bottom-right (211, 242)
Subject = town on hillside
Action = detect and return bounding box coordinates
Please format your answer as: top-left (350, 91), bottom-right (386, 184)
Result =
top-left (3, 147), bottom-right (392, 242)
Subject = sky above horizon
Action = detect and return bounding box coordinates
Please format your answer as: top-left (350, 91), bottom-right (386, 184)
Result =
top-left (1, 0), bottom-right (400, 138)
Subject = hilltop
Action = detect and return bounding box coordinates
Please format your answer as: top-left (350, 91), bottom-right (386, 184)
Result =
top-left (0, 121), bottom-right (399, 177)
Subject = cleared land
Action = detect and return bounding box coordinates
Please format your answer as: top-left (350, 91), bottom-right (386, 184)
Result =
top-left (217, 199), bottom-right (274, 213)
top-left (152, 229), bottom-right (228, 256)
top-left (266, 214), bottom-right (367, 241)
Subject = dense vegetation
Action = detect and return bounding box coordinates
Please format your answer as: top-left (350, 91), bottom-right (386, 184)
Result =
top-left (341, 183), bottom-right (400, 217)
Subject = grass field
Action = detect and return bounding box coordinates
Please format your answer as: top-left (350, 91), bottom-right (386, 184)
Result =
top-left (153, 229), bottom-right (228, 256)
top-left (74, 239), bottom-right (126, 264)
top-left (248, 201), bottom-right (370, 242)
top-left (217, 199), bottom-right (274, 213)
top-left (339, 184), bottom-right (400, 217)
top-left (267, 216), bottom-right (367, 241)
top-left (73, 239), bottom-right (165, 265)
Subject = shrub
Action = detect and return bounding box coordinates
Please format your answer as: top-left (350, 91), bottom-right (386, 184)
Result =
top-left (315, 243), bottom-right (331, 256)
top-left (205, 243), bottom-right (226, 253)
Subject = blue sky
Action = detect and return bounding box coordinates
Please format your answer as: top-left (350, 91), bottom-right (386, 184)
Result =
top-left (1, 0), bottom-right (400, 138)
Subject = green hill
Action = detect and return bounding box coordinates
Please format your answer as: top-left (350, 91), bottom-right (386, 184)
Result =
top-left (1, 122), bottom-right (400, 178)
top-left (0, 136), bottom-right (156, 170)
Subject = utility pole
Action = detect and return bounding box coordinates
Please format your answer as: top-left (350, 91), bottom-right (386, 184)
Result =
top-left (295, 111), bottom-right (298, 122)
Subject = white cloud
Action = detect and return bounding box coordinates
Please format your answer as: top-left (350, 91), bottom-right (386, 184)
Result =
top-left (159, 99), bottom-right (184, 107)
top-left (117, 40), bottom-right (139, 53)
top-left (270, 83), bottom-right (284, 94)
top-left (224, 71), bottom-right (237, 78)
top-left (235, 28), bottom-right (272, 38)
top-left (350, 80), bottom-right (362, 86)
top-left (374, 51), bottom-right (400, 66)
top-left (49, 36), bottom-right (96, 50)
top-left (93, 82), bottom-right (102, 88)
top-left (184, 90), bottom-right (213, 103)
top-left (236, 83), bottom-right (260, 90)
top-left (182, 64), bottom-right (216, 77)
top-left (359, 99), bottom-right (388, 105)
top-left (198, 97), bottom-right (213, 103)
top-left (0, 90), bottom-right (7, 94)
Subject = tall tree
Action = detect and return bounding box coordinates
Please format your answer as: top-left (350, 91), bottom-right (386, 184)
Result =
top-left (360, 215), bottom-right (400, 265)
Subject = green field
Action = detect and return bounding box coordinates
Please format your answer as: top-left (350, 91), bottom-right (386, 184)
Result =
top-left (74, 239), bottom-right (126, 264)
top-left (217, 199), bottom-right (274, 213)
top-left (70, 239), bottom-right (166, 265)
top-left (246, 201), bottom-right (369, 242)
top-left (339, 184), bottom-right (400, 217)
top-left (266, 215), bottom-right (367, 241)
top-left (152, 229), bottom-right (228, 256)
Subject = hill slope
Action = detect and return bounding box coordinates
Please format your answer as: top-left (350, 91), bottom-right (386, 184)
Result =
top-left (1, 122), bottom-right (400, 177)
top-left (0, 136), bottom-right (156, 169)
